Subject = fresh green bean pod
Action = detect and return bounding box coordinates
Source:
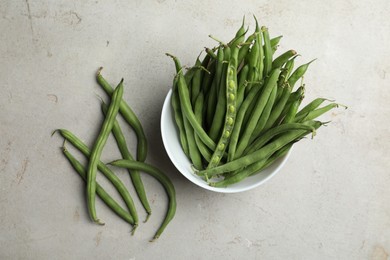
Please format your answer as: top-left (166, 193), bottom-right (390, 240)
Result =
top-left (207, 47), bottom-right (239, 170)
top-left (270, 35), bottom-right (283, 53)
top-left (96, 69), bottom-right (147, 163)
top-left (87, 80), bottom-right (123, 224)
top-left (262, 26), bottom-right (272, 78)
top-left (198, 127), bottom-right (316, 178)
top-left (287, 59), bottom-right (315, 89)
top-left (295, 103), bottom-right (344, 122)
top-left (236, 64), bottom-right (249, 109)
top-left (62, 147), bottom-right (135, 226)
top-left (249, 84), bottom-right (277, 141)
top-left (244, 122), bottom-right (318, 156)
top-left (295, 98), bottom-right (332, 118)
top-left (263, 83), bottom-right (292, 131)
top-left (167, 54), bottom-right (217, 151)
top-left (272, 50), bottom-right (297, 69)
top-left (109, 160), bottom-right (176, 241)
top-left (194, 92), bottom-right (212, 164)
top-left (101, 102), bottom-right (152, 221)
top-left (56, 129), bottom-right (139, 230)
top-left (283, 95), bottom-right (303, 123)
top-left (191, 58), bottom-right (202, 107)
top-left (227, 83), bottom-right (261, 162)
top-left (237, 33), bottom-right (255, 66)
top-left (235, 68), bottom-right (281, 159)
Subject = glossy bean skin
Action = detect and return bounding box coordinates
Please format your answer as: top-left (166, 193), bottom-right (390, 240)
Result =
top-left (62, 146), bottom-right (135, 226)
top-left (96, 69), bottom-right (147, 162)
top-left (101, 102), bottom-right (151, 221)
top-left (234, 68), bottom-right (281, 159)
top-left (87, 81), bottom-right (123, 224)
top-left (207, 47), bottom-right (238, 169)
top-left (182, 106), bottom-right (203, 170)
top-left (109, 159), bottom-right (176, 241)
top-left (56, 129), bottom-right (139, 230)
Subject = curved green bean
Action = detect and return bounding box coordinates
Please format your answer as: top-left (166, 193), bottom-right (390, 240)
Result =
top-left (235, 68), bottom-right (281, 159)
top-left (62, 146), bottom-right (134, 225)
top-left (97, 69), bottom-right (148, 163)
top-left (108, 159), bottom-right (176, 241)
top-left (87, 80), bottom-right (123, 224)
top-left (101, 102), bottom-right (151, 222)
top-left (55, 129), bottom-right (139, 231)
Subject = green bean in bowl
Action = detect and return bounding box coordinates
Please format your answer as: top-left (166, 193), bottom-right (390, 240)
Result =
top-left (162, 16), bottom-right (346, 190)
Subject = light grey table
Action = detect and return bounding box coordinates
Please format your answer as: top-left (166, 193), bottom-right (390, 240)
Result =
top-left (1, 1), bottom-right (389, 259)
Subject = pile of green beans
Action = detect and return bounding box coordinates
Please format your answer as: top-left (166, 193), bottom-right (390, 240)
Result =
top-left (167, 16), bottom-right (345, 187)
top-left (54, 69), bottom-right (176, 241)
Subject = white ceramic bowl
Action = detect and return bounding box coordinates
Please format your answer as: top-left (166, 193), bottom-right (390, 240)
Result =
top-left (161, 89), bottom-right (292, 193)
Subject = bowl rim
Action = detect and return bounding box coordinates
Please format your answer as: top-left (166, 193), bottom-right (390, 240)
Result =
top-left (160, 89), bottom-right (292, 193)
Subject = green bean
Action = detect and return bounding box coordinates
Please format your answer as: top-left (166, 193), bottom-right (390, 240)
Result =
top-left (197, 127), bottom-right (315, 178)
top-left (245, 25), bottom-right (261, 93)
top-left (244, 122), bottom-right (317, 156)
top-left (249, 84), bottom-right (277, 142)
top-left (205, 48), bottom-right (217, 60)
top-left (262, 26), bottom-right (272, 78)
top-left (97, 69), bottom-right (148, 163)
top-left (62, 146), bottom-right (134, 226)
top-left (191, 58), bottom-right (202, 107)
top-left (295, 98), bottom-right (333, 118)
top-left (235, 68), bottom-right (281, 159)
top-left (241, 87), bottom-right (260, 131)
top-left (87, 80), bottom-right (123, 224)
top-left (236, 64), bottom-right (249, 109)
top-left (55, 129), bottom-right (139, 231)
top-left (206, 47), bottom-right (224, 131)
top-left (274, 85), bottom-right (305, 125)
top-left (171, 77), bottom-right (189, 157)
top-left (229, 16), bottom-right (247, 48)
top-left (237, 33), bottom-right (255, 66)
top-left (207, 46), bottom-right (238, 170)
top-left (108, 159), bottom-right (176, 241)
top-left (227, 83), bottom-right (261, 162)
top-left (166, 54), bottom-right (217, 151)
top-left (272, 50), bottom-right (297, 69)
top-left (254, 16), bottom-right (264, 82)
top-left (101, 102), bottom-right (151, 222)
top-left (194, 92), bottom-right (212, 163)
top-left (263, 83), bottom-right (292, 131)
top-left (249, 143), bottom-right (293, 176)
top-left (287, 59), bottom-right (315, 89)
top-left (295, 103), bottom-right (345, 122)
top-left (182, 109), bottom-right (203, 170)
top-left (208, 46), bottom-right (228, 141)
top-left (270, 35), bottom-right (283, 53)
top-left (283, 95), bottom-right (303, 123)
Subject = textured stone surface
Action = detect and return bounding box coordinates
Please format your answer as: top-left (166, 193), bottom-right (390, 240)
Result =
top-left (1, 1), bottom-right (389, 259)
